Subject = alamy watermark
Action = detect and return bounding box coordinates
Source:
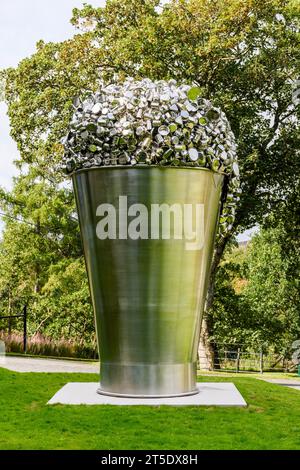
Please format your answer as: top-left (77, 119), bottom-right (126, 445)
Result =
top-left (95, 196), bottom-right (205, 251)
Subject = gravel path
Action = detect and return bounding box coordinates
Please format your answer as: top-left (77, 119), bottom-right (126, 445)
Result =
top-left (197, 372), bottom-right (300, 391)
top-left (0, 356), bottom-right (99, 374)
top-left (1, 358), bottom-right (299, 392)
top-left (260, 378), bottom-right (300, 391)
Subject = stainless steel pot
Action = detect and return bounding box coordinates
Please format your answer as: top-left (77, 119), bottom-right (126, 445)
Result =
top-left (73, 166), bottom-right (223, 397)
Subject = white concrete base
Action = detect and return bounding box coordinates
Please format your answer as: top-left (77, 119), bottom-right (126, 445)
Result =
top-left (48, 382), bottom-right (247, 406)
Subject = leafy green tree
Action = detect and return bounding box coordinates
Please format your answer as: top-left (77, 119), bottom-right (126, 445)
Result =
top-left (0, 169), bottom-right (89, 338)
top-left (1, 0), bottom-right (299, 360)
top-left (243, 226), bottom-right (300, 353)
top-left (33, 257), bottom-right (94, 344)
top-left (207, 223), bottom-right (299, 367)
top-left (208, 244), bottom-right (252, 347)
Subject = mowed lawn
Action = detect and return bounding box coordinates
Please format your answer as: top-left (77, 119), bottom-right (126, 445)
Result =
top-left (0, 368), bottom-right (299, 450)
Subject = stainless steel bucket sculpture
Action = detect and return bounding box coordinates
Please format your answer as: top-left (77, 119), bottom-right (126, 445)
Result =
top-left (73, 166), bottom-right (224, 397)
top-left (64, 78), bottom-right (240, 398)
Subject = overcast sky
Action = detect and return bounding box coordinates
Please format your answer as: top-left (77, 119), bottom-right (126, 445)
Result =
top-left (0, 0), bottom-right (254, 241)
top-left (0, 1), bottom-right (105, 233)
top-left (0, 0), bottom-right (104, 191)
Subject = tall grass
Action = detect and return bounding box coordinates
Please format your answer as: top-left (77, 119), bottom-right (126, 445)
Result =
top-left (0, 331), bottom-right (98, 359)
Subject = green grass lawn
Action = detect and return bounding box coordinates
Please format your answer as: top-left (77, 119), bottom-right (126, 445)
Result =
top-left (0, 367), bottom-right (299, 450)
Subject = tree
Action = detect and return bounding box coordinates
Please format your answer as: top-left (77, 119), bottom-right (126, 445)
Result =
top-left (33, 257), bottom-right (94, 344)
top-left (243, 226), bottom-right (300, 353)
top-left (0, 168), bottom-right (88, 339)
top-left (208, 243), bottom-right (253, 349)
top-left (207, 213), bottom-right (300, 366)
top-left (1, 0), bottom-right (299, 361)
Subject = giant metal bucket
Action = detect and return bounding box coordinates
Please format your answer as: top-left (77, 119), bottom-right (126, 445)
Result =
top-left (73, 166), bottom-right (224, 397)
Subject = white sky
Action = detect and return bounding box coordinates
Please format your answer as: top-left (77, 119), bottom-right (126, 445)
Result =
top-left (0, 0), bottom-right (254, 241)
top-left (0, 0), bottom-right (105, 233)
top-left (0, 0), bottom-right (104, 190)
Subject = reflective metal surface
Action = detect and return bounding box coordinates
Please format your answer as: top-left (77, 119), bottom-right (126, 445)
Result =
top-left (73, 166), bottom-right (223, 397)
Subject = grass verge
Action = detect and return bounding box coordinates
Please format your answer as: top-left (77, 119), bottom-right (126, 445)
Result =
top-left (0, 368), bottom-right (299, 450)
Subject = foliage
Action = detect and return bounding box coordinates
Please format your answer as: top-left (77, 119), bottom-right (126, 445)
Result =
top-left (0, 170), bottom-right (94, 342)
top-left (209, 243), bottom-right (255, 347)
top-left (243, 226), bottom-right (300, 352)
top-left (0, 0), bottom-right (299, 350)
top-left (70, 0), bottom-right (300, 232)
top-left (210, 225), bottom-right (300, 355)
top-left (0, 331), bottom-right (97, 359)
top-left (3, 0), bottom-right (299, 229)
top-left (34, 258), bottom-right (95, 343)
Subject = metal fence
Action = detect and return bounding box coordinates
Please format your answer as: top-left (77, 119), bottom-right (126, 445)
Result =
top-left (0, 306), bottom-right (27, 354)
top-left (198, 344), bottom-right (297, 373)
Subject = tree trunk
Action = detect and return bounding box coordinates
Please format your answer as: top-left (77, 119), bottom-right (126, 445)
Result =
top-left (8, 289), bottom-right (12, 336)
top-left (198, 236), bottom-right (228, 370)
top-left (198, 98), bottom-right (276, 369)
top-left (34, 218), bottom-right (41, 294)
top-left (198, 317), bottom-right (215, 370)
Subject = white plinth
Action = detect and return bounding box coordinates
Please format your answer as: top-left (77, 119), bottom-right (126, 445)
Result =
top-left (48, 382), bottom-right (247, 406)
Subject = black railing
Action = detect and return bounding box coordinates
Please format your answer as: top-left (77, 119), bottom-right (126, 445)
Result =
top-left (0, 305), bottom-right (27, 353)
